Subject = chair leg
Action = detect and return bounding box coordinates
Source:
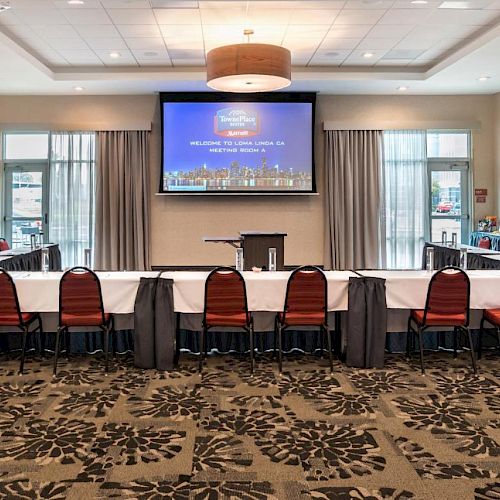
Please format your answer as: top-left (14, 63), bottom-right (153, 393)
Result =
top-left (273, 316), bottom-right (278, 360)
top-left (406, 317), bottom-right (412, 360)
top-left (324, 325), bottom-right (333, 374)
top-left (199, 327), bottom-right (206, 374)
top-left (319, 328), bottom-right (325, 357)
top-left (19, 327), bottom-right (28, 375)
top-left (103, 327), bottom-right (110, 374)
top-left (38, 316), bottom-right (45, 359)
top-left (249, 326), bottom-right (254, 375)
top-left (453, 327), bottom-right (458, 359)
top-left (277, 324), bottom-right (283, 374)
top-left (463, 327), bottom-right (477, 376)
top-left (65, 330), bottom-right (70, 361)
top-left (53, 327), bottom-right (62, 376)
top-left (478, 317), bottom-right (485, 360)
top-left (497, 326), bottom-right (500, 353)
top-left (417, 327), bottom-right (425, 375)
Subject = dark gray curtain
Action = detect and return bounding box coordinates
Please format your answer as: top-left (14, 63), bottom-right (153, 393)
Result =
top-left (324, 130), bottom-right (383, 270)
top-left (94, 131), bottom-right (150, 271)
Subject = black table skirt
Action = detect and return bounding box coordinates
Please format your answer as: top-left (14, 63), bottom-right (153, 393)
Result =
top-left (0, 245), bottom-right (62, 272)
top-left (421, 242), bottom-right (500, 270)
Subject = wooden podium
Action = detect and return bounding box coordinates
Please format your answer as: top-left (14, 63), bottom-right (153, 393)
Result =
top-left (240, 231), bottom-right (287, 271)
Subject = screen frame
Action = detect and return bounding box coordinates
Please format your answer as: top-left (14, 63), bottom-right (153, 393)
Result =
top-left (158, 91), bottom-right (317, 195)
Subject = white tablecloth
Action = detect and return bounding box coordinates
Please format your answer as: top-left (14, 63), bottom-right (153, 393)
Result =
top-left (160, 270), bottom-right (357, 313)
top-left (9, 271), bottom-right (159, 314)
top-left (358, 269), bottom-right (500, 310)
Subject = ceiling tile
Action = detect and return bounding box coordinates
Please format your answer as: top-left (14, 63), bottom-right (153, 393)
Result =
top-left (107, 8), bottom-right (157, 24)
top-left (426, 9), bottom-right (500, 25)
top-left (202, 24), bottom-right (242, 39)
top-left (288, 9), bottom-right (339, 25)
top-left (357, 37), bottom-right (400, 50)
top-left (131, 48), bottom-right (170, 59)
top-left (117, 24), bottom-right (162, 37)
top-left (55, 49), bottom-right (103, 64)
top-left (13, 8), bottom-right (69, 24)
top-left (74, 24), bottom-right (121, 37)
top-left (0, 11), bottom-right (23, 25)
top-left (48, 37), bottom-right (90, 50)
top-left (281, 37), bottom-right (323, 51)
top-left (167, 48), bottom-right (204, 58)
top-left (126, 37), bottom-right (166, 49)
top-left (384, 48), bottom-right (425, 59)
top-left (152, 0), bottom-right (198, 6)
top-left (245, 25), bottom-right (287, 39)
top-left (171, 57), bottom-right (205, 66)
top-left (378, 8), bottom-right (432, 25)
top-left (285, 25), bottom-right (330, 38)
top-left (85, 37), bottom-right (129, 50)
top-left (137, 58), bottom-right (172, 66)
top-left (366, 24), bottom-right (414, 38)
top-left (342, 48), bottom-right (388, 64)
top-left (100, 0), bottom-right (151, 7)
top-left (31, 24), bottom-right (80, 38)
top-left (320, 38), bottom-right (361, 50)
top-left (344, 0), bottom-right (394, 8)
top-left (3, 24), bottom-right (36, 39)
top-left (246, 8), bottom-right (292, 25)
top-left (61, 8), bottom-right (112, 25)
top-left (395, 36), bottom-right (439, 50)
top-left (326, 24), bottom-right (373, 38)
top-left (160, 24), bottom-right (203, 39)
top-left (333, 9), bottom-right (386, 25)
top-left (199, 7), bottom-right (246, 24)
top-left (153, 8), bottom-right (201, 24)
top-left (375, 58), bottom-right (412, 66)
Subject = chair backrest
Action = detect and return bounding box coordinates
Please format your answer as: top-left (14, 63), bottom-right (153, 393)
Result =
top-left (478, 237), bottom-right (491, 249)
top-left (0, 269), bottom-right (22, 324)
top-left (203, 267), bottom-right (249, 322)
top-left (283, 265), bottom-right (327, 322)
top-left (424, 266), bottom-right (470, 325)
top-left (0, 239), bottom-right (9, 252)
top-left (59, 267), bottom-right (106, 324)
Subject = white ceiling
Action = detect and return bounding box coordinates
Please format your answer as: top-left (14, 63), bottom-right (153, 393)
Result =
top-left (0, 0), bottom-right (500, 94)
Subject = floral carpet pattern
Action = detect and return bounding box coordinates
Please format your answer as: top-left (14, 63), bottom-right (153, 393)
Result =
top-left (0, 350), bottom-right (498, 499)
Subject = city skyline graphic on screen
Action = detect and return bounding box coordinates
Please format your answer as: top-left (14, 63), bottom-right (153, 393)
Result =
top-left (162, 101), bottom-right (313, 192)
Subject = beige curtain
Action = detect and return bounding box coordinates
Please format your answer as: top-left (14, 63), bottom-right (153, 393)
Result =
top-left (324, 130), bottom-right (382, 270)
top-left (94, 131), bottom-right (150, 271)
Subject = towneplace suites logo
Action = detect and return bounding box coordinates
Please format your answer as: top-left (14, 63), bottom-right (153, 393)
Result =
top-left (214, 108), bottom-right (260, 137)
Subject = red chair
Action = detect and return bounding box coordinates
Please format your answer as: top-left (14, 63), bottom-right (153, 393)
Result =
top-left (407, 266), bottom-right (476, 375)
top-left (478, 310), bottom-right (500, 359)
top-left (0, 269), bottom-right (43, 374)
top-left (478, 237), bottom-right (491, 249)
top-left (0, 239), bottom-right (9, 252)
top-left (275, 266), bottom-right (333, 373)
top-left (55, 267), bottom-right (114, 375)
top-left (201, 267), bottom-right (254, 374)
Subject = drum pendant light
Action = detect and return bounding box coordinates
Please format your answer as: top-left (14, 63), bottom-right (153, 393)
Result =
top-left (206, 29), bottom-right (291, 93)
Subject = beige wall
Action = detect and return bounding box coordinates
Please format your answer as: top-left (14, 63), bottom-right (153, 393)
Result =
top-left (495, 93), bottom-right (500, 215)
top-left (0, 94), bottom-right (497, 267)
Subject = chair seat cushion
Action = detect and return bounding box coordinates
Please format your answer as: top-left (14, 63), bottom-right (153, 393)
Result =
top-left (61, 312), bottom-right (110, 327)
top-left (278, 311), bottom-right (324, 326)
top-left (205, 312), bottom-right (249, 327)
top-left (0, 312), bottom-right (36, 326)
top-left (411, 309), bottom-right (466, 326)
top-left (484, 308), bottom-right (500, 326)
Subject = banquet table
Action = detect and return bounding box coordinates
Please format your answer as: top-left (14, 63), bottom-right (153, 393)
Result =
top-left (9, 271), bottom-right (160, 314)
top-left (358, 269), bottom-right (500, 310)
top-left (0, 244), bottom-right (61, 272)
top-left (421, 242), bottom-right (500, 270)
top-left (160, 270), bottom-right (357, 313)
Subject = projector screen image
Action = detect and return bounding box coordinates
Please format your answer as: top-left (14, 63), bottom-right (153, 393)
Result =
top-left (161, 99), bottom-right (314, 193)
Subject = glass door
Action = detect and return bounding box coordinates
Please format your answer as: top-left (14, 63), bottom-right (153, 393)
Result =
top-left (429, 161), bottom-right (470, 244)
top-left (3, 164), bottom-right (49, 248)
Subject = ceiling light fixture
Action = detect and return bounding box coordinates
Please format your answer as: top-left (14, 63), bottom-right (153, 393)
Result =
top-left (0, 1), bottom-right (11, 12)
top-left (67, 0), bottom-right (85, 4)
top-left (411, 1), bottom-right (428, 4)
top-left (109, 52), bottom-right (121, 58)
top-left (74, 86), bottom-right (84, 91)
top-left (362, 52), bottom-right (374, 58)
top-left (206, 29), bottom-right (291, 93)
top-left (478, 76), bottom-right (490, 81)
top-left (398, 86), bottom-right (409, 91)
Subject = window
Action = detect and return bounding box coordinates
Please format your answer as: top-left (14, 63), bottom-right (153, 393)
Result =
top-left (383, 130), bottom-right (471, 269)
top-left (2, 131), bottom-right (96, 267)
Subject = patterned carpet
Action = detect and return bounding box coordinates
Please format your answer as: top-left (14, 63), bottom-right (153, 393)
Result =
top-left (0, 348), bottom-right (498, 499)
